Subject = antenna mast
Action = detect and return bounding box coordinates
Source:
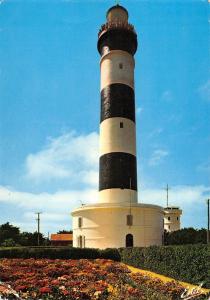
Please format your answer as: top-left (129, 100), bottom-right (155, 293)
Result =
top-left (165, 184), bottom-right (170, 207)
top-left (35, 212), bottom-right (42, 246)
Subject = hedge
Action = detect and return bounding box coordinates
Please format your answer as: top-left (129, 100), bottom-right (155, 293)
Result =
top-left (119, 244), bottom-right (210, 288)
top-left (0, 246), bottom-right (120, 261)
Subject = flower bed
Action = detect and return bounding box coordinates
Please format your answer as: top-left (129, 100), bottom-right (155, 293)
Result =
top-left (0, 259), bottom-right (208, 299)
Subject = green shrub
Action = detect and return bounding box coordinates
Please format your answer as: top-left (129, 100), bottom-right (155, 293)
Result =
top-left (100, 248), bottom-right (121, 261)
top-left (119, 244), bottom-right (210, 288)
top-left (164, 228), bottom-right (207, 245)
top-left (0, 246), bottom-right (119, 261)
top-left (1, 238), bottom-right (16, 247)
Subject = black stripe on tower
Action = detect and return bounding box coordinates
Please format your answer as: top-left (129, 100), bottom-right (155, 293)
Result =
top-left (99, 152), bottom-right (137, 191)
top-left (98, 29), bottom-right (137, 56)
top-left (101, 83), bottom-right (135, 123)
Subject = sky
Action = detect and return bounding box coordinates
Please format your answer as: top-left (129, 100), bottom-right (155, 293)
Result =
top-left (0, 0), bottom-right (209, 236)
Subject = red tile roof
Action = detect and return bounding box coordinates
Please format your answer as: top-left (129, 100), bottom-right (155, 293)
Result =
top-left (51, 234), bottom-right (73, 241)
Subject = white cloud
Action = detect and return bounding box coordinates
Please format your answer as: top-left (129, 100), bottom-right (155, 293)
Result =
top-left (198, 79), bottom-right (210, 102)
top-left (140, 185), bottom-right (210, 228)
top-left (0, 130), bottom-right (100, 233)
top-left (148, 149), bottom-right (169, 166)
top-left (25, 131), bottom-right (99, 186)
top-left (1, 184), bottom-right (209, 233)
top-left (0, 185), bottom-right (98, 233)
top-left (0, 185), bottom-right (97, 211)
top-left (140, 185), bottom-right (210, 207)
top-left (24, 212), bottom-right (69, 222)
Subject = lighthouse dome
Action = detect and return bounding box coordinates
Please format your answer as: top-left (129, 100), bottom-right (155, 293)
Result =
top-left (106, 5), bottom-right (128, 23)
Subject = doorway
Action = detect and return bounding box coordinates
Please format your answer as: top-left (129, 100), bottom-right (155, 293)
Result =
top-left (126, 234), bottom-right (133, 247)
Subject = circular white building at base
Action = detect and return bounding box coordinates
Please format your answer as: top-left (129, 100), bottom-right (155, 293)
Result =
top-left (71, 203), bottom-right (164, 249)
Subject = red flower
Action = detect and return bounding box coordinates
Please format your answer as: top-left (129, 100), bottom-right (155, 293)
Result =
top-left (15, 285), bottom-right (27, 291)
top-left (62, 290), bottom-right (70, 295)
top-left (51, 279), bottom-right (60, 285)
top-left (39, 286), bottom-right (51, 293)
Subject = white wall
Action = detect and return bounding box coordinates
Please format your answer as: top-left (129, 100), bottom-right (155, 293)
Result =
top-left (99, 189), bottom-right (137, 204)
top-left (100, 50), bottom-right (134, 91)
top-left (100, 117), bottom-right (136, 156)
top-left (72, 204), bottom-right (164, 249)
top-left (164, 208), bottom-right (182, 232)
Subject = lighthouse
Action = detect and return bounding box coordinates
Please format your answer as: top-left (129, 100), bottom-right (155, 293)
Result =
top-left (71, 5), bottom-right (164, 249)
top-left (98, 5), bottom-right (138, 205)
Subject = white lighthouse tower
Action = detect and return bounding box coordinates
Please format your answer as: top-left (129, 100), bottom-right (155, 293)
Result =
top-left (71, 5), bottom-right (164, 249)
top-left (98, 5), bottom-right (138, 206)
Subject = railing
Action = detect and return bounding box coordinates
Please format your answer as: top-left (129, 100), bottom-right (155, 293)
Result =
top-left (98, 21), bottom-right (136, 37)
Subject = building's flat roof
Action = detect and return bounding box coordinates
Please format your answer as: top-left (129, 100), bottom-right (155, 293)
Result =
top-left (164, 207), bottom-right (180, 210)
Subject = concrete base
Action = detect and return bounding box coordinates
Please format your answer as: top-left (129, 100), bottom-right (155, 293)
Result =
top-left (71, 202), bottom-right (164, 249)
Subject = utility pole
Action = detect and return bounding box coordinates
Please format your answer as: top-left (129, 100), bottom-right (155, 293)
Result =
top-left (207, 199), bottom-right (210, 244)
top-left (35, 212), bottom-right (42, 246)
top-left (164, 184), bottom-right (170, 207)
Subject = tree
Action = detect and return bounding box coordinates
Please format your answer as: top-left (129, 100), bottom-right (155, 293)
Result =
top-left (19, 232), bottom-right (45, 246)
top-left (0, 222), bottom-right (20, 245)
top-left (164, 228), bottom-right (207, 245)
top-left (1, 238), bottom-right (16, 247)
top-left (0, 222), bottom-right (48, 246)
top-left (57, 230), bottom-right (73, 234)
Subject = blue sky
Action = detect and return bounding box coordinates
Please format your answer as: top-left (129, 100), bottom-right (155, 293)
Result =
top-left (0, 0), bottom-right (209, 235)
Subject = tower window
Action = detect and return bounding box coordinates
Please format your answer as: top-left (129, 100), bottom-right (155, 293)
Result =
top-left (127, 214), bottom-right (133, 226)
top-left (79, 235), bottom-right (82, 247)
top-left (77, 235), bottom-right (85, 248)
top-left (78, 217), bottom-right (83, 228)
top-left (177, 217), bottom-right (179, 220)
top-left (119, 63), bottom-right (123, 69)
top-left (168, 217), bottom-right (170, 221)
top-left (120, 122), bottom-right (123, 128)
